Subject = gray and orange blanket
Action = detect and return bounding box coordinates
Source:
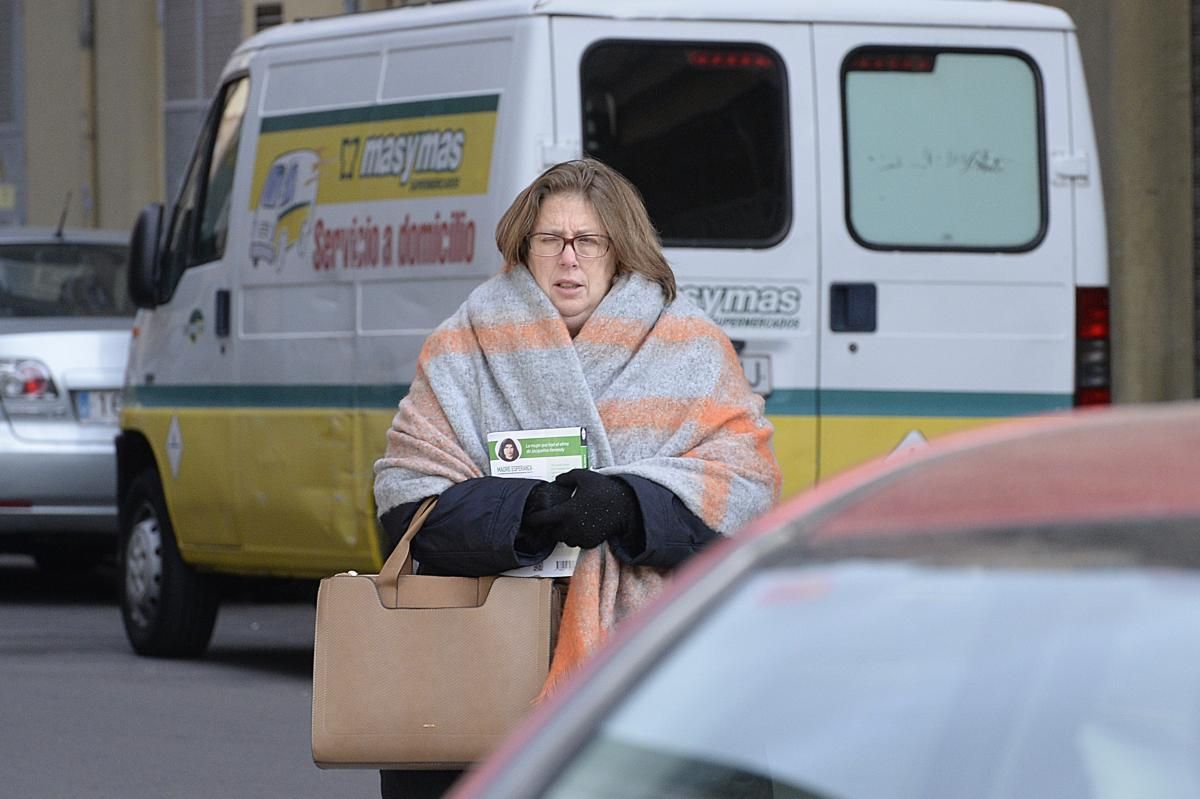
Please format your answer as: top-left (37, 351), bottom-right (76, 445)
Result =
top-left (374, 266), bottom-right (780, 695)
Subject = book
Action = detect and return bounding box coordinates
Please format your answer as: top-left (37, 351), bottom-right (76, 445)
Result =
top-left (487, 426), bottom-right (587, 578)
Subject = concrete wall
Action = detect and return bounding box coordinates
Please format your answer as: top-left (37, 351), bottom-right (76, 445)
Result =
top-left (95, 1), bottom-right (163, 229)
top-left (1048, 0), bottom-right (1195, 402)
top-left (22, 0), bottom-right (89, 227)
top-left (21, 0), bottom-right (162, 230)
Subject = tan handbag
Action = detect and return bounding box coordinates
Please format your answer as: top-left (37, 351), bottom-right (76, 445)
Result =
top-left (311, 497), bottom-right (563, 769)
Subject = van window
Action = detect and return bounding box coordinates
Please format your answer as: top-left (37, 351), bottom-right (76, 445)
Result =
top-left (196, 77), bottom-right (249, 262)
top-left (160, 75), bottom-right (250, 293)
top-left (581, 41), bottom-right (789, 248)
top-left (843, 49), bottom-right (1044, 251)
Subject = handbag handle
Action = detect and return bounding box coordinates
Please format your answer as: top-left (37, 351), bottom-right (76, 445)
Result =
top-left (377, 496), bottom-right (438, 587)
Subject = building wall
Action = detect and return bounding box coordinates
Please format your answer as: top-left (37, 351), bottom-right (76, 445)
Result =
top-left (19, 0), bottom-right (162, 231)
top-left (0, 0), bottom-right (24, 225)
top-left (22, 0), bottom-right (90, 227)
top-left (1195, 0), bottom-right (1200, 398)
top-left (1048, 0), bottom-right (1195, 402)
top-left (239, 0), bottom-right (446, 39)
top-left (241, 0), bottom-right (351, 39)
top-left (94, 1), bottom-right (163, 230)
top-left (162, 0), bottom-right (242, 204)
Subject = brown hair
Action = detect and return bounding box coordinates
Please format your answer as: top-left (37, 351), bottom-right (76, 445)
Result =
top-left (494, 159), bottom-right (676, 301)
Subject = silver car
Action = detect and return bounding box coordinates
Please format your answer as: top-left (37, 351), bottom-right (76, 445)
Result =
top-left (0, 227), bottom-right (133, 571)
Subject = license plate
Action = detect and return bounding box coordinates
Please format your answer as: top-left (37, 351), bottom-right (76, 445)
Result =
top-left (75, 390), bottom-right (122, 424)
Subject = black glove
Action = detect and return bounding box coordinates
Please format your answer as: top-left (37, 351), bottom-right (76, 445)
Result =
top-left (515, 479), bottom-right (575, 554)
top-left (520, 469), bottom-right (639, 550)
top-left (524, 479), bottom-right (574, 515)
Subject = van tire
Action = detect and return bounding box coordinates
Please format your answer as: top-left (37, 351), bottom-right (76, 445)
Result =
top-left (119, 468), bottom-right (220, 658)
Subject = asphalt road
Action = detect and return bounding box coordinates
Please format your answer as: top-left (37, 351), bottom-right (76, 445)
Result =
top-left (0, 555), bottom-right (381, 798)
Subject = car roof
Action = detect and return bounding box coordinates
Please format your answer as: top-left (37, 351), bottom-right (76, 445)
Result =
top-left (453, 401), bottom-right (1200, 798)
top-left (744, 400), bottom-right (1200, 546)
top-left (0, 226), bottom-right (129, 247)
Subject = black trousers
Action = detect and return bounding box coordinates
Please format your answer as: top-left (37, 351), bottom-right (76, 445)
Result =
top-left (379, 769), bottom-right (463, 799)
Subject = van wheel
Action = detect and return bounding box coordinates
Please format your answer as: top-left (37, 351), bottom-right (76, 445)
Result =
top-left (119, 469), bottom-right (220, 658)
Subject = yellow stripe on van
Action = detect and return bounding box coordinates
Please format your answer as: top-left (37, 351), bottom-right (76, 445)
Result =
top-left (815, 389), bottom-right (1071, 485)
top-left (817, 414), bottom-right (1019, 482)
top-left (767, 414), bottom-right (818, 498)
top-left (122, 404), bottom-right (394, 577)
top-left (772, 413), bottom-right (1024, 497)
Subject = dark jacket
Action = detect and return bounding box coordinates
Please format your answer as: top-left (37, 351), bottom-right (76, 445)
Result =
top-left (378, 474), bottom-right (719, 575)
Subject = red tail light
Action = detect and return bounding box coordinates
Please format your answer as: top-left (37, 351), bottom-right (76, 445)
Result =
top-left (22, 372), bottom-right (49, 397)
top-left (1075, 287), bottom-right (1111, 406)
top-left (1, 359), bottom-right (57, 400)
top-left (0, 360), bottom-right (60, 419)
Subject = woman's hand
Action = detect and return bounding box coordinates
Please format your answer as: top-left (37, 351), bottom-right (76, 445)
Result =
top-left (520, 469), bottom-right (638, 550)
top-left (516, 480), bottom-right (575, 555)
top-left (525, 479), bottom-right (574, 514)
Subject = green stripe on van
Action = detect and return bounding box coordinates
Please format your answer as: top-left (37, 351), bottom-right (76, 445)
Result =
top-left (128, 384), bottom-right (1068, 417)
top-left (764, 389), bottom-right (817, 416)
top-left (819, 389), bottom-right (1071, 417)
top-left (260, 94), bottom-right (501, 133)
top-left (128, 384), bottom-right (410, 409)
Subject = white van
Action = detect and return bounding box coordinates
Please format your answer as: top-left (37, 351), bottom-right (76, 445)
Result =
top-left (118, 0), bottom-right (1110, 655)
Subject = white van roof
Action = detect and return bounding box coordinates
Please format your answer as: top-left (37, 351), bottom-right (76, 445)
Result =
top-left (542, 0), bottom-right (1072, 28)
top-left (236, 0), bottom-right (1073, 55)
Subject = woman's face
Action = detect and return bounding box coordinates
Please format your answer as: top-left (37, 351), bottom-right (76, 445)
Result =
top-left (526, 193), bottom-right (616, 337)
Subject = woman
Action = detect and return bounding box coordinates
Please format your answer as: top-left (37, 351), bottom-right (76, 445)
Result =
top-left (373, 158), bottom-right (780, 797)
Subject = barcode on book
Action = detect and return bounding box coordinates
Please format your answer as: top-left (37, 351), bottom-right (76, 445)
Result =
top-left (555, 560), bottom-right (573, 570)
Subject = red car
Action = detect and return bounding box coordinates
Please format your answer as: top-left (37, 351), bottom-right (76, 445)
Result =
top-left (452, 402), bottom-right (1200, 799)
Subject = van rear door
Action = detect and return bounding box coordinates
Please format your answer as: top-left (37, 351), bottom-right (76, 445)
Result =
top-left (550, 16), bottom-right (820, 497)
top-left (812, 24), bottom-right (1077, 478)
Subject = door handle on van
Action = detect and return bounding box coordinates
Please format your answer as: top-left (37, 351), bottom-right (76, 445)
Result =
top-left (830, 283), bottom-right (877, 333)
top-left (215, 289), bottom-right (231, 338)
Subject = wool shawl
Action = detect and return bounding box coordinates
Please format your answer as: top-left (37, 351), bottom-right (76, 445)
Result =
top-left (374, 266), bottom-right (780, 694)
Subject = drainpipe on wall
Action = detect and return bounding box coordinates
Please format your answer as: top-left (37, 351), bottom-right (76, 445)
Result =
top-left (79, 0), bottom-right (98, 227)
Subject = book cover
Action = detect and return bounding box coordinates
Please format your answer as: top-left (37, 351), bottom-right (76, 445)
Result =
top-left (487, 426), bottom-right (587, 578)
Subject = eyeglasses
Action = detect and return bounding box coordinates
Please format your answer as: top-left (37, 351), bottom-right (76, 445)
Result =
top-left (527, 232), bottom-right (612, 258)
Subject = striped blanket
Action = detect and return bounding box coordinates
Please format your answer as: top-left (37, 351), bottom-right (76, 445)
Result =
top-left (374, 266), bottom-right (779, 693)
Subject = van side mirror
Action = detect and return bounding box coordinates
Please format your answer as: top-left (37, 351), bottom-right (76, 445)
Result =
top-left (128, 203), bottom-right (164, 308)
